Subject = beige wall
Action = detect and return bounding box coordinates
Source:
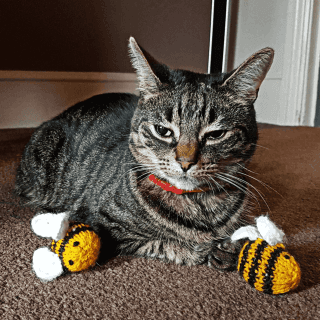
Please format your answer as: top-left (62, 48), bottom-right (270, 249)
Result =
top-left (0, 73), bottom-right (137, 128)
top-left (0, 0), bottom-right (212, 129)
top-left (0, 0), bottom-right (211, 74)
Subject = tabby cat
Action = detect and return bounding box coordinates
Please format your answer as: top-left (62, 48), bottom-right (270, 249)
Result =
top-left (15, 37), bottom-right (274, 270)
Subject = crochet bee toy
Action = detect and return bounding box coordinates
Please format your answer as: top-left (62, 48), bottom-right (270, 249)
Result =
top-left (231, 216), bottom-right (301, 295)
top-left (31, 213), bottom-right (300, 294)
top-left (50, 223), bottom-right (101, 273)
top-left (31, 213), bottom-right (101, 282)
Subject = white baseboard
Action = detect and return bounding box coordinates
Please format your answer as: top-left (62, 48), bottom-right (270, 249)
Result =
top-left (0, 71), bottom-right (138, 129)
top-left (0, 70), bottom-right (137, 82)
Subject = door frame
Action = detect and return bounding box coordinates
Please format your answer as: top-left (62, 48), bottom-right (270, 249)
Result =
top-left (279, 0), bottom-right (320, 126)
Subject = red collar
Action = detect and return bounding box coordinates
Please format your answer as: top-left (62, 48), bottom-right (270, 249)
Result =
top-left (148, 174), bottom-right (205, 195)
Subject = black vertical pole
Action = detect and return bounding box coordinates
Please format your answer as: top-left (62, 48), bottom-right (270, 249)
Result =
top-left (209, 0), bottom-right (228, 74)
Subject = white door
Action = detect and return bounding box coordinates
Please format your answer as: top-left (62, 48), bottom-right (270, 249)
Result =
top-left (228, 0), bottom-right (320, 126)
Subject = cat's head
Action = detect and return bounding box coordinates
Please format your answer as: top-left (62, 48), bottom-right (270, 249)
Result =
top-left (128, 37), bottom-right (274, 192)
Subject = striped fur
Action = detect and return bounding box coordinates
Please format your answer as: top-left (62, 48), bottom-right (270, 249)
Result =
top-left (15, 38), bottom-right (274, 270)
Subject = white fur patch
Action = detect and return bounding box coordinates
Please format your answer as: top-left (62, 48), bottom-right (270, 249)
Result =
top-left (31, 212), bottom-right (69, 241)
top-left (32, 247), bottom-right (63, 282)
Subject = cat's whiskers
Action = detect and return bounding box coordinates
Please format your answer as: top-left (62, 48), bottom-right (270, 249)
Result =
top-left (131, 166), bottom-right (157, 177)
top-left (252, 143), bottom-right (269, 150)
top-left (122, 162), bottom-right (155, 169)
top-left (120, 163), bottom-right (158, 181)
top-left (119, 165), bottom-right (145, 179)
top-left (237, 170), bottom-right (283, 198)
top-left (135, 170), bottom-right (157, 183)
top-left (208, 175), bottom-right (229, 196)
top-left (215, 173), bottom-right (261, 211)
top-left (225, 214), bottom-right (252, 237)
top-left (237, 163), bottom-right (259, 175)
top-left (219, 172), bottom-right (270, 212)
top-left (124, 164), bottom-right (158, 183)
top-left (197, 186), bottom-right (206, 193)
top-left (203, 175), bottom-right (214, 192)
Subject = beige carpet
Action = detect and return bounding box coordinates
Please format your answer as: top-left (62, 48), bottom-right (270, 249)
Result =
top-left (0, 124), bottom-right (319, 319)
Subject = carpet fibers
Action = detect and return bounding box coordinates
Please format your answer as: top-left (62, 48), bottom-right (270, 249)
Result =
top-left (0, 125), bottom-right (319, 320)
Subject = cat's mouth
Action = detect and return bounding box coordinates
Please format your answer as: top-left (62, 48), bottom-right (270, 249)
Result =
top-left (165, 175), bottom-right (199, 191)
top-left (149, 172), bottom-right (206, 193)
top-left (148, 174), bottom-right (206, 194)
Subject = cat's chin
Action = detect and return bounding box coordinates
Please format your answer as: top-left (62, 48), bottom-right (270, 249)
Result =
top-left (164, 175), bottom-right (200, 191)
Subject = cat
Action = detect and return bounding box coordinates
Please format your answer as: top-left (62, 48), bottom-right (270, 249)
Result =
top-left (15, 37), bottom-right (274, 271)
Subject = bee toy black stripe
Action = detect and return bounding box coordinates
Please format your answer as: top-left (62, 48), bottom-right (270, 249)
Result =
top-left (247, 240), bottom-right (269, 288)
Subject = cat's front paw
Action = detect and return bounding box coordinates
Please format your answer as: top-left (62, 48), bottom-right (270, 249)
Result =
top-left (208, 239), bottom-right (245, 271)
top-left (31, 212), bottom-right (69, 241)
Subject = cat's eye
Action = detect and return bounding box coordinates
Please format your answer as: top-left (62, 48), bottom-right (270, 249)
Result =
top-left (154, 125), bottom-right (173, 137)
top-left (205, 130), bottom-right (226, 140)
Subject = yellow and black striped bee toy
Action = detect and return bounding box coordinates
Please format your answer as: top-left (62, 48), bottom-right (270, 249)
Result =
top-left (32, 221), bottom-right (102, 282)
top-left (238, 238), bottom-right (301, 294)
top-left (51, 223), bottom-right (101, 273)
top-left (232, 216), bottom-right (301, 295)
top-left (32, 214), bottom-right (301, 293)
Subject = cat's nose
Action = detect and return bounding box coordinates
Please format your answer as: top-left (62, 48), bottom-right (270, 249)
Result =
top-left (178, 161), bottom-right (195, 172)
top-left (175, 141), bottom-right (199, 172)
top-left (176, 141), bottom-right (199, 172)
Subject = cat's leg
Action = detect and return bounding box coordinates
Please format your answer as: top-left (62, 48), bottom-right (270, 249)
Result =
top-left (31, 212), bottom-right (70, 240)
top-left (129, 217), bottom-right (285, 270)
top-left (119, 233), bottom-right (245, 268)
top-left (208, 238), bottom-right (246, 271)
top-left (121, 238), bottom-right (214, 266)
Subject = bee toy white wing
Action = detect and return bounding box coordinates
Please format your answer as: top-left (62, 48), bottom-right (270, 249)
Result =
top-left (32, 247), bottom-right (64, 282)
top-left (231, 215), bottom-right (285, 245)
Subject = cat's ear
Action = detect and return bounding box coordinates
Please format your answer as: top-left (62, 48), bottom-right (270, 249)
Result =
top-left (128, 37), bottom-right (161, 100)
top-left (222, 48), bottom-right (274, 103)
